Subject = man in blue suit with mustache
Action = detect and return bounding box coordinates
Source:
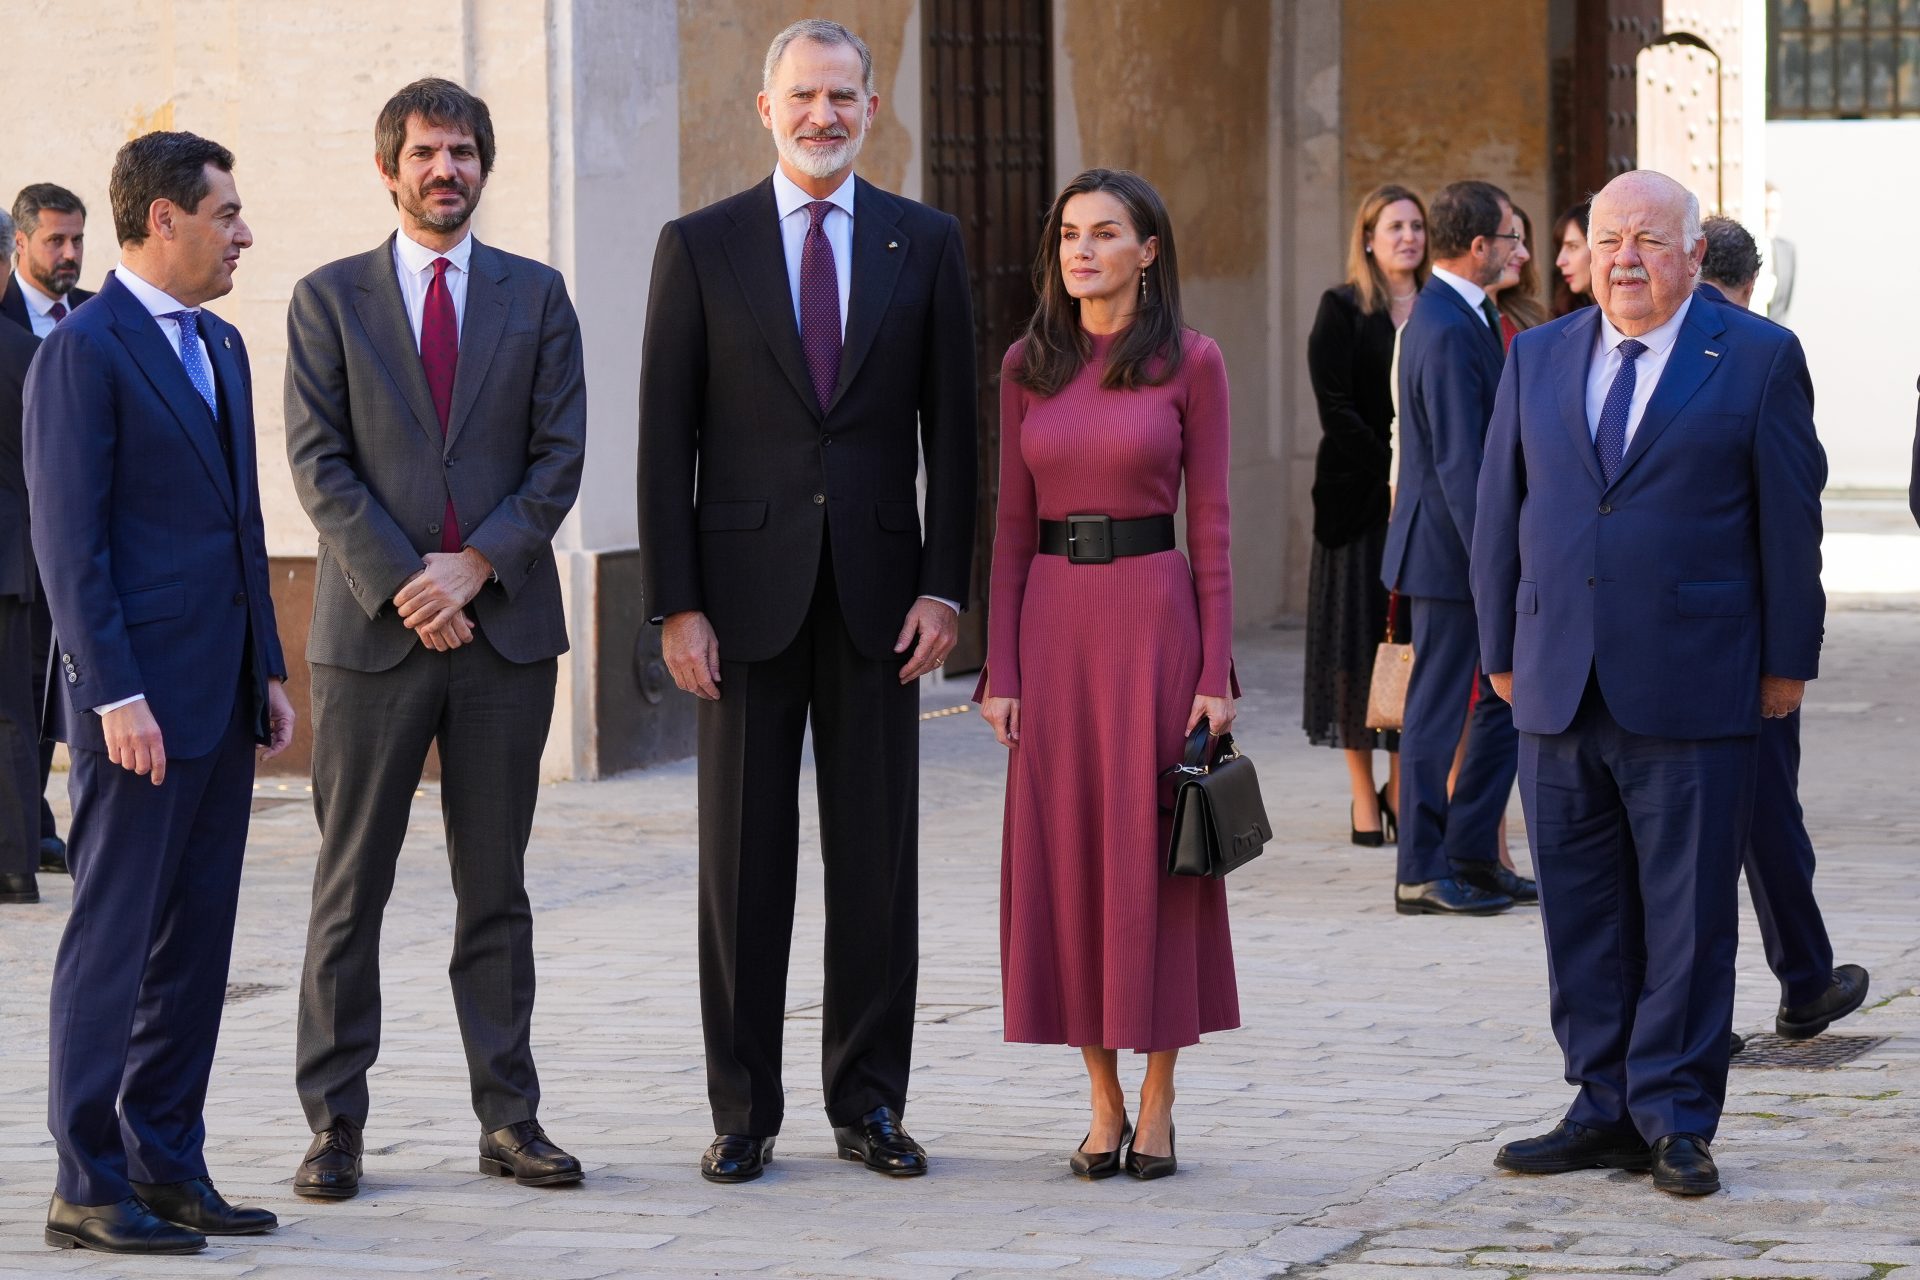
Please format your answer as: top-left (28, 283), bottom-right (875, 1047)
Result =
top-left (1473, 171), bottom-right (1826, 1197)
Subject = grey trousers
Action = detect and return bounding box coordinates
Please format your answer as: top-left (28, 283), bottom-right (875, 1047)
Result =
top-left (295, 636), bottom-right (556, 1133)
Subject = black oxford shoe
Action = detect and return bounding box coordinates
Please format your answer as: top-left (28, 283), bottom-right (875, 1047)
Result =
top-left (1777, 964), bottom-right (1870, 1040)
top-left (0, 871), bottom-right (38, 904)
top-left (479, 1120), bottom-right (583, 1187)
top-left (45, 1195), bottom-right (204, 1254)
top-left (131, 1177), bottom-right (276, 1235)
top-left (1395, 877), bottom-right (1512, 916)
top-left (40, 835), bottom-right (68, 874)
top-left (701, 1134), bottom-right (775, 1183)
top-left (1494, 1119), bottom-right (1651, 1173)
top-left (294, 1115), bottom-right (363, 1200)
top-left (1456, 862), bottom-right (1539, 904)
top-left (1730, 1031), bottom-right (1747, 1056)
top-left (1651, 1133), bottom-right (1720, 1195)
top-left (833, 1106), bottom-right (929, 1177)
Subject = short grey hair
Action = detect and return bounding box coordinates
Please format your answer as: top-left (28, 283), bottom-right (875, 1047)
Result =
top-left (0, 209), bottom-right (13, 260)
top-left (1681, 191), bottom-right (1704, 252)
top-left (763, 19), bottom-right (875, 97)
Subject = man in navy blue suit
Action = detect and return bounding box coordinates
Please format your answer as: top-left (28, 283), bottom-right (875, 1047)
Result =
top-left (25, 131), bottom-right (294, 1255)
top-left (1474, 171), bottom-right (1826, 1196)
top-left (1384, 179), bottom-right (1532, 916)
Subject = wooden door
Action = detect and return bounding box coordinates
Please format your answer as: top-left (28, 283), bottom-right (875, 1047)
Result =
top-left (1569, 0), bottom-right (1664, 205)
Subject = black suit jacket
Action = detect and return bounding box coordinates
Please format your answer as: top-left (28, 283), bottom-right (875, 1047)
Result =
top-left (638, 176), bottom-right (977, 663)
top-left (0, 273), bottom-right (94, 333)
top-left (0, 321), bottom-right (39, 600)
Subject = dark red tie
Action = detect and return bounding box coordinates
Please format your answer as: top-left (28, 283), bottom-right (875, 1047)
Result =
top-left (420, 257), bottom-right (461, 552)
top-left (48, 301), bottom-right (67, 323)
top-left (800, 200), bottom-right (841, 412)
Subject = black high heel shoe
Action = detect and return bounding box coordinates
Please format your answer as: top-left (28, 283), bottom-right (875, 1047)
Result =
top-left (1070, 1116), bottom-right (1132, 1180)
top-left (1124, 1124), bottom-right (1177, 1180)
top-left (1378, 784), bottom-right (1399, 843)
top-left (1350, 803), bottom-right (1385, 848)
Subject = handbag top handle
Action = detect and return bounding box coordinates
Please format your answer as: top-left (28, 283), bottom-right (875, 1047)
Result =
top-left (1173, 722), bottom-right (1236, 776)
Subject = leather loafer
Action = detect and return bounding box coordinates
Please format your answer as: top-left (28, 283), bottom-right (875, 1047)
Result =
top-left (479, 1120), bottom-right (582, 1187)
top-left (45, 1194), bottom-right (204, 1254)
top-left (1395, 877), bottom-right (1512, 916)
top-left (131, 1177), bottom-right (276, 1235)
top-left (701, 1134), bottom-right (775, 1183)
top-left (0, 871), bottom-right (38, 904)
top-left (1456, 862), bottom-right (1539, 904)
top-left (1777, 964), bottom-right (1870, 1040)
top-left (1650, 1133), bottom-right (1720, 1195)
top-left (833, 1106), bottom-right (928, 1177)
top-left (294, 1115), bottom-right (363, 1200)
top-left (40, 835), bottom-right (68, 874)
top-left (1494, 1119), bottom-right (1651, 1173)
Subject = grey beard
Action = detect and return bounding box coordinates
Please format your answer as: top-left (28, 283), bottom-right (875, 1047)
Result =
top-left (777, 129), bottom-right (862, 180)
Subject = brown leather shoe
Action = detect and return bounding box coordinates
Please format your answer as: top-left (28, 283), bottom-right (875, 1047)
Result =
top-left (479, 1120), bottom-right (583, 1187)
top-left (294, 1116), bottom-right (363, 1200)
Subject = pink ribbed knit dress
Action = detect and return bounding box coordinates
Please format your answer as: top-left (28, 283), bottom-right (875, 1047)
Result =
top-left (981, 328), bottom-right (1240, 1052)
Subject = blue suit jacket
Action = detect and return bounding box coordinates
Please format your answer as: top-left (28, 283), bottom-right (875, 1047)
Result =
top-left (1382, 276), bottom-right (1506, 600)
top-left (1471, 297), bottom-right (1826, 740)
top-left (23, 272), bottom-right (286, 760)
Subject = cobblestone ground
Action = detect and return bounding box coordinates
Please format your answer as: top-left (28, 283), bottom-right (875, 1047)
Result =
top-left (0, 593), bottom-right (1914, 1279)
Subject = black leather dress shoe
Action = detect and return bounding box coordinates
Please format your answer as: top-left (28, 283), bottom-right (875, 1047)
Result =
top-left (479, 1120), bottom-right (582, 1186)
top-left (0, 871), bottom-right (38, 904)
top-left (833, 1107), bottom-right (928, 1177)
top-left (701, 1134), bottom-right (775, 1183)
top-left (1729, 1031), bottom-right (1747, 1056)
top-left (294, 1116), bottom-right (363, 1200)
top-left (1395, 877), bottom-right (1512, 916)
top-left (1494, 1119), bottom-right (1651, 1173)
top-left (131, 1177), bottom-right (276, 1235)
top-left (40, 835), bottom-right (68, 874)
top-left (1777, 964), bottom-right (1870, 1039)
top-left (1650, 1133), bottom-right (1719, 1195)
top-left (45, 1195), bottom-right (204, 1254)
top-left (1457, 862), bottom-right (1539, 904)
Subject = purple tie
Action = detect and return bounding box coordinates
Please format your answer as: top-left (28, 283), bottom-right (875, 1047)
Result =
top-left (800, 200), bottom-right (841, 412)
top-left (48, 301), bottom-right (67, 323)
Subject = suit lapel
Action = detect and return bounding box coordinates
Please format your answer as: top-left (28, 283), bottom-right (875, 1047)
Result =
top-left (0, 275), bottom-right (28, 331)
top-left (1552, 308), bottom-right (1604, 488)
top-left (830, 179), bottom-right (907, 413)
top-left (352, 237), bottom-right (445, 450)
top-left (202, 311), bottom-right (254, 504)
top-left (101, 276), bottom-right (236, 515)
top-left (445, 240), bottom-right (509, 448)
top-left (722, 178), bottom-right (822, 419)
top-left (1611, 300), bottom-right (1727, 489)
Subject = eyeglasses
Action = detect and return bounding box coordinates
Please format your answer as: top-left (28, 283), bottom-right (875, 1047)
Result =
top-left (1484, 232), bottom-right (1524, 242)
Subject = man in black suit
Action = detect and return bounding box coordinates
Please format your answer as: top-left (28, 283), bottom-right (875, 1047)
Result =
top-left (638, 18), bottom-right (976, 1184)
top-left (0, 225), bottom-right (42, 906)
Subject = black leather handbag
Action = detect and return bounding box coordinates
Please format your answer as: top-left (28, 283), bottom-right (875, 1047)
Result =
top-left (1163, 724), bottom-right (1272, 878)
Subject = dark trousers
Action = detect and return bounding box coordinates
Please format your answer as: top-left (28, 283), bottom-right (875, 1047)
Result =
top-left (30, 594), bottom-right (58, 841)
top-left (1397, 595), bottom-right (1514, 883)
top-left (1519, 674), bottom-right (1756, 1143)
top-left (296, 638), bottom-right (556, 1133)
top-left (697, 553), bottom-right (920, 1136)
top-left (47, 692), bottom-right (256, 1204)
top-left (1746, 711), bottom-right (1834, 1008)
top-left (0, 596), bottom-right (38, 873)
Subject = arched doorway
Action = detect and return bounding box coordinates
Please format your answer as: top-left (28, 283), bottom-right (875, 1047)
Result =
top-left (1636, 32), bottom-right (1727, 213)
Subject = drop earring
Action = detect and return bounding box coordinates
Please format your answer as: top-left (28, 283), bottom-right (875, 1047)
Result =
top-left (1140, 267), bottom-right (1148, 301)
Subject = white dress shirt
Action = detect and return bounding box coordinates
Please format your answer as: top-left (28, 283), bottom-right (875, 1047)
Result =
top-left (1585, 295), bottom-right (1694, 448)
top-left (391, 227), bottom-right (472, 347)
top-left (772, 166), bottom-right (854, 341)
top-left (15, 269), bottom-right (79, 339)
top-left (1430, 265), bottom-right (1495, 327)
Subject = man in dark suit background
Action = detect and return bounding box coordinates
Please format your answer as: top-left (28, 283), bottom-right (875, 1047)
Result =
top-left (639, 19), bottom-right (976, 1184)
top-left (27, 130), bottom-right (293, 1254)
top-left (285, 78), bottom-right (587, 1200)
top-left (0, 223), bottom-right (43, 906)
top-left (1475, 171), bottom-right (1826, 1196)
top-left (1383, 179), bottom-right (1533, 917)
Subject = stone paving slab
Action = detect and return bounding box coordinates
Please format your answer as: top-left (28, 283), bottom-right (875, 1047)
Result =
top-left (1, 604), bottom-right (1917, 1278)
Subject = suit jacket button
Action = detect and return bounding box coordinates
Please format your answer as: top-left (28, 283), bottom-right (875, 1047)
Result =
top-left (428, 523), bottom-right (441, 535)
top-left (813, 493), bottom-right (826, 505)
top-left (1587, 576), bottom-right (1596, 587)
top-left (66, 672), bottom-right (77, 684)
top-left (1598, 503), bottom-right (1613, 514)
top-left (233, 591), bottom-right (248, 604)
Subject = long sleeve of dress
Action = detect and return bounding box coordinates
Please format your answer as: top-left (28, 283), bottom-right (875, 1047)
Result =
top-left (1183, 336), bottom-right (1235, 696)
top-left (982, 344), bottom-right (1036, 699)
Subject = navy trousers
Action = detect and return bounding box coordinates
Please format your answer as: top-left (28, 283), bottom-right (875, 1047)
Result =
top-left (1397, 595), bottom-right (1513, 884)
top-left (1519, 675), bottom-right (1756, 1143)
top-left (1746, 711), bottom-right (1834, 1008)
top-left (46, 693), bottom-right (256, 1204)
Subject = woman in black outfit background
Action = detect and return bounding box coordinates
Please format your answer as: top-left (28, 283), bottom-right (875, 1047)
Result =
top-left (1302, 183), bottom-right (1428, 845)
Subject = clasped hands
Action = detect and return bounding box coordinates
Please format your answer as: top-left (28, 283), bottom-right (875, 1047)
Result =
top-left (395, 548), bottom-right (493, 651)
top-left (1487, 671), bottom-right (1805, 718)
top-left (663, 598), bottom-right (958, 701)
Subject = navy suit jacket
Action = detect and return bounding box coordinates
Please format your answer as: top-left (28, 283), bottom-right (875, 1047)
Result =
top-left (1472, 297), bottom-right (1826, 740)
top-left (0, 274), bottom-right (94, 333)
top-left (23, 272), bottom-right (285, 759)
top-left (1382, 276), bottom-right (1507, 600)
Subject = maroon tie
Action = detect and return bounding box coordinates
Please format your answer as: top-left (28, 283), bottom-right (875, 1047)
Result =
top-left (800, 200), bottom-right (841, 413)
top-left (420, 258), bottom-right (461, 552)
top-left (48, 301), bottom-right (67, 324)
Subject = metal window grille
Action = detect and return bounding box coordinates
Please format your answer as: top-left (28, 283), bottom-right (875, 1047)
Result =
top-left (1770, 0), bottom-right (1920, 118)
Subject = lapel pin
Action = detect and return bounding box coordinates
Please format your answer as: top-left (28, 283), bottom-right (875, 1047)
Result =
top-left (887, 241), bottom-right (898, 251)
top-left (1704, 349), bottom-right (1719, 358)
top-left (223, 336), bottom-right (232, 348)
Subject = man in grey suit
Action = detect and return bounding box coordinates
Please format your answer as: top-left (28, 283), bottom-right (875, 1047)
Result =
top-left (284, 78), bottom-right (587, 1200)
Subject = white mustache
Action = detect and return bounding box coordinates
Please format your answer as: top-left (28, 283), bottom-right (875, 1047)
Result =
top-left (799, 128), bottom-right (848, 141)
top-left (1610, 265), bottom-right (1650, 282)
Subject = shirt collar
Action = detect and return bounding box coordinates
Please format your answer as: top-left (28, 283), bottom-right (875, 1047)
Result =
top-left (112, 261), bottom-right (195, 320)
top-left (394, 226), bottom-right (474, 277)
top-left (1430, 265), bottom-right (1489, 313)
top-left (1597, 294), bottom-right (1694, 358)
top-left (772, 166), bottom-right (857, 223)
top-left (13, 270), bottom-right (66, 316)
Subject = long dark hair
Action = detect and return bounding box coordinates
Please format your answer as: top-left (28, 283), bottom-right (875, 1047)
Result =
top-left (1012, 168), bottom-right (1185, 397)
top-left (1550, 199), bottom-right (1594, 317)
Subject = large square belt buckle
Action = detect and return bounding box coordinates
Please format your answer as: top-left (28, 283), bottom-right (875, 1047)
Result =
top-left (1066, 514), bottom-right (1114, 564)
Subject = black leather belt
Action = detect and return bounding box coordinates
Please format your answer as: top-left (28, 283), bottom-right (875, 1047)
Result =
top-left (1037, 514), bottom-right (1176, 564)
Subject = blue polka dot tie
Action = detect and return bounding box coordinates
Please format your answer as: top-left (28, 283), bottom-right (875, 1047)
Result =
top-left (164, 310), bottom-right (219, 421)
top-left (1594, 337), bottom-right (1645, 485)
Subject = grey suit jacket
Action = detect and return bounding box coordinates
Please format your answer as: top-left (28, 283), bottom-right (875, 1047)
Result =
top-left (285, 235), bottom-right (586, 672)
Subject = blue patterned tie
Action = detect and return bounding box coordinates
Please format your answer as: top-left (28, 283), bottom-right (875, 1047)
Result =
top-left (1594, 337), bottom-right (1645, 485)
top-left (165, 310), bottom-right (219, 420)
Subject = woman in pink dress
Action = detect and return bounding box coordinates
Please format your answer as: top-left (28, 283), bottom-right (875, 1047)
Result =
top-left (977, 169), bottom-right (1238, 1182)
